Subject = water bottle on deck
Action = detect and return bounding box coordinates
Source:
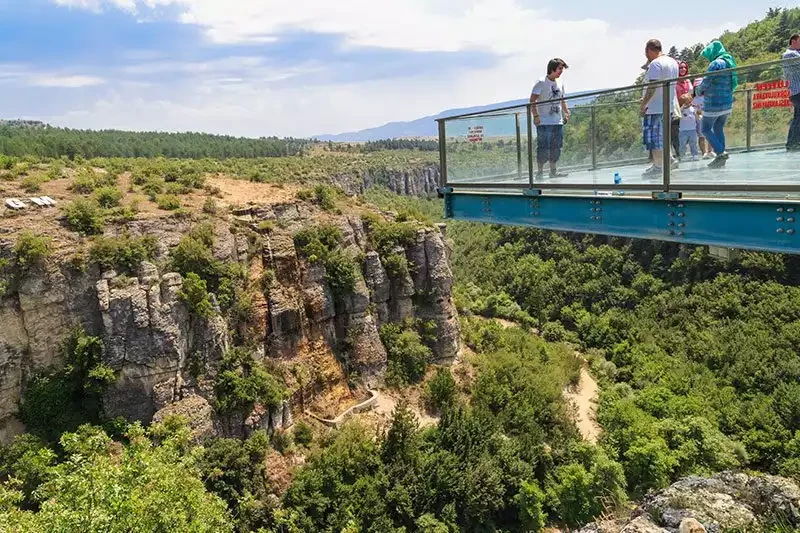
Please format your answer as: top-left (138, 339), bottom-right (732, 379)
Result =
top-left (613, 172), bottom-right (624, 196)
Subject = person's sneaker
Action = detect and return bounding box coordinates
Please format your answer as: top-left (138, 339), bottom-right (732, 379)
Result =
top-left (692, 155), bottom-right (700, 162)
top-left (535, 170), bottom-right (544, 179)
top-left (641, 165), bottom-right (662, 178)
top-left (671, 158), bottom-right (679, 169)
top-left (707, 154), bottom-right (727, 169)
top-left (549, 169), bottom-right (569, 178)
top-left (702, 152), bottom-right (715, 159)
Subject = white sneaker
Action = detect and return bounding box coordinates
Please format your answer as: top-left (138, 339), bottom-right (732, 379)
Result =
top-left (641, 165), bottom-right (662, 178)
top-left (692, 155), bottom-right (700, 162)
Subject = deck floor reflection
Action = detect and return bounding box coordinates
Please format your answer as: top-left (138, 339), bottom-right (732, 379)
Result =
top-left (449, 149), bottom-right (800, 197)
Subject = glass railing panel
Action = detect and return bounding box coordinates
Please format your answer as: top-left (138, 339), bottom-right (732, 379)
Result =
top-left (439, 55), bottom-right (800, 195)
top-left (670, 58), bottom-right (800, 192)
top-left (443, 109), bottom-right (529, 186)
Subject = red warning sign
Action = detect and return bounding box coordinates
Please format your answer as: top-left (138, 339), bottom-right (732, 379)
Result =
top-left (467, 125), bottom-right (484, 142)
top-left (752, 80), bottom-right (792, 110)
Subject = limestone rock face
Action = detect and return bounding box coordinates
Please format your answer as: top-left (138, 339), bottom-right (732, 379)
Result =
top-left (99, 265), bottom-right (227, 423)
top-left (331, 165), bottom-right (440, 198)
top-left (578, 472), bottom-right (800, 533)
top-left (0, 258), bottom-right (102, 443)
top-left (152, 394), bottom-right (217, 444)
top-left (0, 199), bottom-right (461, 443)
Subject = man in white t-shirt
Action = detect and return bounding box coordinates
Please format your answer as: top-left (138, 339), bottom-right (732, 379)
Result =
top-left (530, 58), bottom-right (570, 179)
top-left (640, 39), bottom-right (680, 177)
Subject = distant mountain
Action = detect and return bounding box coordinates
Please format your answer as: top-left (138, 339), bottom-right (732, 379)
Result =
top-left (316, 93), bottom-right (597, 142)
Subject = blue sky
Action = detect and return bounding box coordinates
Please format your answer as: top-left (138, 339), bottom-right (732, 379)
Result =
top-left (0, 0), bottom-right (790, 137)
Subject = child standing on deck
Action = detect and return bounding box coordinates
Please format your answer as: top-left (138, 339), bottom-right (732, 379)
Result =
top-left (678, 93), bottom-right (700, 160)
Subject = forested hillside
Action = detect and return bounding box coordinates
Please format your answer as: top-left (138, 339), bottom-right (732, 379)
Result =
top-left (0, 126), bottom-right (312, 159)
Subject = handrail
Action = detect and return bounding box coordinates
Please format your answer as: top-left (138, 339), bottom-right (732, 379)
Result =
top-left (437, 55), bottom-right (799, 122)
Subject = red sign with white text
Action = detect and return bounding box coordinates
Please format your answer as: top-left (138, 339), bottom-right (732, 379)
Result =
top-left (467, 125), bottom-right (484, 143)
top-left (752, 80), bottom-right (792, 109)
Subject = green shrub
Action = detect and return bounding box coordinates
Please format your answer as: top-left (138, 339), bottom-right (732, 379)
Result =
top-left (46, 164), bottom-right (64, 181)
top-left (88, 234), bottom-right (157, 275)
top-left (19, 327), bottom-right (114, 442)
top-left (259, 269), bottom-right (276, 296)
top-left (324, 250), bottom-right (359, 298)
top-left (382, 253), bottom-right (410, 279)
top-left (257, 220), bottom-right (275, 233)
top-left (370, 221), bottom-right (419, 256)
top-left (515, 481), bottom-right (547, 532)
top-left (272, 430), bottom-right (294, 454)
top-left (70, 168), bottom-right (114, 194)
top-left (380, 323), bottom-right (432, 386)
top-left (93, 186), bottom-right (123, 208)
top-left (202, 196), bottom-right (218, 214)
top-left (171, 227), bottom-right (223, 285)
top-left (423, 367), bottom-right (457, 412)
top-left (213, 347), bottom-right (286, 416)
top-left (197, 433), bottom-right (271, 531)
top-left (64, 199), bottom-right (105, 235)
top-left (20, 175), bottom-right (45, 193)
top-left (0, 155), bottom-right (16, 170)
top-left (142, 176), bottom-right (165, 199)
top-left (293, 224), bottom-right (341, 262)
top-left (14, 232), bottom-right (51, 271)
top-left (179, 273), bottom-right (215, 318)
top-left (156, 194), bottom-right (181, 210)
top-left (296, 184), bottom-right (340, 211)
top-left (541, 321), bottom-right (571, 343)
top-left (293, 421), bottom-right (314, 447)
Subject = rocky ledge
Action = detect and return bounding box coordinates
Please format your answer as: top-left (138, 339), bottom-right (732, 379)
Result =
top-left (579, 471), bottom-right (800, 532)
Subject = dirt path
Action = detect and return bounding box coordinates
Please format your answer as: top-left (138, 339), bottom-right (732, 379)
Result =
top-left (564, 365), bottom-right (602, 443)
top-left (370, 389), bottom-right (439, 428)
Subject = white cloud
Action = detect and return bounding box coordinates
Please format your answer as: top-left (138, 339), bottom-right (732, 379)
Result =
top-left (53, 0), bottom-right (137, 13)
top-left (29, 74), bottom-right (106, 88)
top-left (45, 0), bottom-right (738, 135)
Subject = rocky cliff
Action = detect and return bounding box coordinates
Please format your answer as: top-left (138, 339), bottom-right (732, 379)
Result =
top-left (579, 471), bottom-right (800, 533)
top-left (0, 198), bottom-right (459, 443)
top-left (330, 164), bottom-right (441, 197)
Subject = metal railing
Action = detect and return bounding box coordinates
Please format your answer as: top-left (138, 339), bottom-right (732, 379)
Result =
top-left (436, 55), bottom-right (800, 196)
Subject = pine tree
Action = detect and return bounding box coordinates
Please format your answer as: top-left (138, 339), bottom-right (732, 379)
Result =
top-left (668, 46), bottom-right (680, 59)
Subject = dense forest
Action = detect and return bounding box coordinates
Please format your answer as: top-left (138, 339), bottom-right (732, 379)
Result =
top-left (0, 126), bottom-right (313, 160)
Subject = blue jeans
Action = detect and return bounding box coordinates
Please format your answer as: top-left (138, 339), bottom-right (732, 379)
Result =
top-left (536, 124), bottom-right (563, 165)
top-left (789, 93), bottom-right (800, 151)
top-left (678, 130), bottom-right (699, 157)
top-left (701, 114), bottom-right (729, 155)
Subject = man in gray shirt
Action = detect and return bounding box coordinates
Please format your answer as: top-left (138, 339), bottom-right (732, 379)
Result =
top-left (784, 33), bottom-right (800, 152)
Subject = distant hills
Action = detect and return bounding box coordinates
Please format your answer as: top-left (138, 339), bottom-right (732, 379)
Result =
top-left (316, 93), bottom-right (596, 142)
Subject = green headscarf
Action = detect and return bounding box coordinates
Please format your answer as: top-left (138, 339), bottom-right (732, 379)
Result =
top-left (702, 40), bottom-right (738, 91)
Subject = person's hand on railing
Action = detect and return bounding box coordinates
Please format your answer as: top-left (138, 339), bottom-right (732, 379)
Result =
top-left (533, 115), bottom-right (541, 126)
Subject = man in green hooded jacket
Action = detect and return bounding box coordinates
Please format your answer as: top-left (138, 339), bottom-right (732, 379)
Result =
top-left (694, 40), bottom-right (738, 168)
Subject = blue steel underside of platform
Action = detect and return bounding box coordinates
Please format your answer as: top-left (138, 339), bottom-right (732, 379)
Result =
top-left (444, 192), bottom-right (800, 254)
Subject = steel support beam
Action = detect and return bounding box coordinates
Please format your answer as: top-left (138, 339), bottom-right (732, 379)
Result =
top-left (444, 192), bottom-right (800, 254)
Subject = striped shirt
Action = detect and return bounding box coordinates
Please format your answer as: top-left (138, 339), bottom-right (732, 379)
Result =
top-left (784, 49), bottom-right (800, 96)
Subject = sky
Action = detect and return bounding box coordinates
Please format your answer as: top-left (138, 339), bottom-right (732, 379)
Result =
top-left (0, 1), bottom-right (789, 137)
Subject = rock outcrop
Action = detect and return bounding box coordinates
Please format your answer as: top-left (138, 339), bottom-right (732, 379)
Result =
top-left (331, 165), bottom-right (440, 198)
top-left (98, 264), bottom-right (228, 422)
top-left (579, 471), bottom-right (800, 533)
top-left (0, 199), bottom-right (460, 443)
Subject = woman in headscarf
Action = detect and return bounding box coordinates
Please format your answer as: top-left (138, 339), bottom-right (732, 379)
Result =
top-left (672, 62), bottom-right (692, 156)
top-left (694, 41), bottom-right (738, 168)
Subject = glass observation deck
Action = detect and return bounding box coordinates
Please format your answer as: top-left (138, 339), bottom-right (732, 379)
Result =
top-left (436, 56), bottom-right (800, 199)
top-left (435, 56), bottom-right (800, 254)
